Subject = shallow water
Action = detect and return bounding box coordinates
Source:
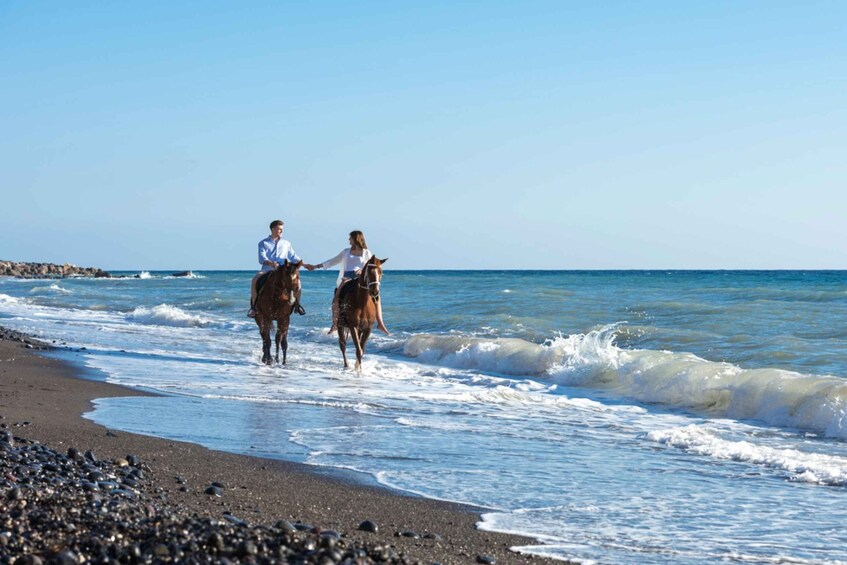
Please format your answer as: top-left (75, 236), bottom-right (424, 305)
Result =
top-left (3, 270), bottom-right (847, 563)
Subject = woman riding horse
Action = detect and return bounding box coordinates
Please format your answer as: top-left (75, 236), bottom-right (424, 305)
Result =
top-left (306, 230), bottom-right (389, 335)
top-left (333, 255), bottom-right (387, 370)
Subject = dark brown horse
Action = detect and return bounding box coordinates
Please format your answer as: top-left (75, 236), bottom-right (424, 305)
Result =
top-left (254, 260), bottom-right (302, 365)
top-left (337, 256), bottom-right (387, 370)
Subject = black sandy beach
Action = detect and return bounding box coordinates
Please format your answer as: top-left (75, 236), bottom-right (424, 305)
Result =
top-left (0, 327), bottom-right (561, 564)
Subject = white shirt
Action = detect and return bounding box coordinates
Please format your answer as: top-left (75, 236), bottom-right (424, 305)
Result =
top-left (320, 247), bottom-right (373, 286)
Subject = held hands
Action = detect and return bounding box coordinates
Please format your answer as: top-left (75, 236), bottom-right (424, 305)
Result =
top-left (303, 263), bottom-right (318, 271)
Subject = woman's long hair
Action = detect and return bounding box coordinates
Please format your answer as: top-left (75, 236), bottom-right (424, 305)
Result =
top-left (349, 230), bottom-right (368, 250)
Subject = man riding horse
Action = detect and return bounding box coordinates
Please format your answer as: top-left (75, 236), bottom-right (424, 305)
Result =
top-left (248, 219), bottom-right (306, 318)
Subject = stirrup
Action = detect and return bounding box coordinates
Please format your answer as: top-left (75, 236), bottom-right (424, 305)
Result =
top-left (247, 309), bottom-right (256, 318)
top-left (294, 303), bottom-right (306, 315)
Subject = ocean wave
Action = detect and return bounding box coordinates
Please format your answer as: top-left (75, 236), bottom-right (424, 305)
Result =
top-left (403, 334), bottom-right (569, 375)
top-left (121, 271), bottom-right (205, 280)
top-left (0, 293), bottom-right (21, 305)
top-left (647, 425), bottom-right (847, 486)
top-left (29, 283), bottom-right (71, 295)
top-left (126, 304), bottom-right (212, 327)
top-left (168, 272), bottom-right (205, 279)
top-left (403, 326), bottom-right (847, 439)
top-left (709, 286), bottom-right (847, 303)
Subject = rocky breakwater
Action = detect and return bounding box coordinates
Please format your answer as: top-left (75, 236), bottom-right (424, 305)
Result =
top-left (0, 261), bottom-right (110, 279)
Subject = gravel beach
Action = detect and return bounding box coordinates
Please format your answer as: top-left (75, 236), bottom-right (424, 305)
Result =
top-left (0, 327), bottom-right (559, 564)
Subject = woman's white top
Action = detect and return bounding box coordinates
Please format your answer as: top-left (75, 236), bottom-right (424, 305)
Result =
top-left (320, 247), bottom-right (374, 287)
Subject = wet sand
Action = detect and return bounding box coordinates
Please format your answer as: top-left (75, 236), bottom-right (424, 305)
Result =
top-left (0, 329), bottom-right (559, 564)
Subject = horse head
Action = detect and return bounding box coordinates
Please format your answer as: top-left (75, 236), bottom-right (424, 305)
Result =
top-left (276, 260), bottom-right (303, 300)
top-left (359, 256), bottom-right (387, 300)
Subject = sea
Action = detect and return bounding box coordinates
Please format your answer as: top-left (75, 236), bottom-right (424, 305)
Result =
top-left (2, 269), bottom-right (847, 564)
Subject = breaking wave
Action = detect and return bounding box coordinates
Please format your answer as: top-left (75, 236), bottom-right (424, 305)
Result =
top-left (126, 304), bottom-right (212, 327)
top-left (403, 326), bottom-right (847, 439)
top-left (648, 425), bottom-right (847, 486)
top-left (29, 283), bottom-right (72, 295)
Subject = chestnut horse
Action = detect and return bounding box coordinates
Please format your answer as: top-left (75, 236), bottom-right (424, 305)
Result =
top-left (254, 260), bottom-right (302, 365)
top-left (337, 256), bottom-right (388, 370)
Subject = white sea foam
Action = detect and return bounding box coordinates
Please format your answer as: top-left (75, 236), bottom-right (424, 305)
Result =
top-left (403, 334), bottom-right (567, 375)
top-left (647, 425), bottom-right (847, 486)
top-left (126, 304), bottom-right (212, 327)
top-left (0, 293), bottom-right (21, 305)
top-left (404, 326), bottom-right (847, 439)
top-left (29, 283), bottom-right (72, 295)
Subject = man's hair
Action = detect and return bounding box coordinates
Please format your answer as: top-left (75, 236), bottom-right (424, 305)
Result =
top-left (269, 220), bottom-right (284, 230)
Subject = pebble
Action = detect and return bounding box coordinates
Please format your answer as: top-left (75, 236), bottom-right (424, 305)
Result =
top-left (204, 485), bottom-right (223, 497)
top-left (358, 519), bottom-right (379, 533)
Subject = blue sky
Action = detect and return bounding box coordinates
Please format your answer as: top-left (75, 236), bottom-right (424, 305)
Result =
top-left (2, 1), bottom-right (845, 270)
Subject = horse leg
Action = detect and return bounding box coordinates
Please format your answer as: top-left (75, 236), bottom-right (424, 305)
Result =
top-left (279, 316), bottom-right (290, 365)
top-left (358, 327), bottom-right (372, 371)
top-left (260, 321), bottom-right (272, 365)
top-left (338, 327), bottom-right (349, 368)
top-left (361, 327), bottom-right (371, 364)
top-left (274, 322), bottom-right (281, 364)
top-left (351, 327), bottom-right (365, 371)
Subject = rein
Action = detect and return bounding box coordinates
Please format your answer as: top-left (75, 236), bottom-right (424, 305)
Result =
top-left (358, 263), bottom-right (381, 300)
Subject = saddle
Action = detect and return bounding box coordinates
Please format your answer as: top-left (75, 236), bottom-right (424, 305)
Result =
top-left (255, 271), bottom-right (272, 299)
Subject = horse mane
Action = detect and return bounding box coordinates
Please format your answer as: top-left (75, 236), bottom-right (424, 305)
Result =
top-left (268, 260), bottom-right (301, 302)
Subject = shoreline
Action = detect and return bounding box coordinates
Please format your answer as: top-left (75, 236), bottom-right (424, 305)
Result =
top-left (0, 326), bottom-right (560, 564)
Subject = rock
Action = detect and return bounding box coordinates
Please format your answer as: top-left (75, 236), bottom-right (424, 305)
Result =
top-left (358, 520), bottom-right (379, 533)
top-left (51, 550), bottom-right (78, 565)
top-left (204, 485), bottom-right (223, 497)
top-left (275, 520), bottom-right (297, 534)
top-left (236, 540), bottom-right (257, 557)
top-left (207, 532), bottom-right (225, 550)
top-left (476, 556), bottom-right (496, 564)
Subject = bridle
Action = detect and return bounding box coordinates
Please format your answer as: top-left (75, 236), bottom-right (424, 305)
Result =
top-left (278, 261), bottom-right (299, 296)
top-left (358, 262), bottom-right (382, 299)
